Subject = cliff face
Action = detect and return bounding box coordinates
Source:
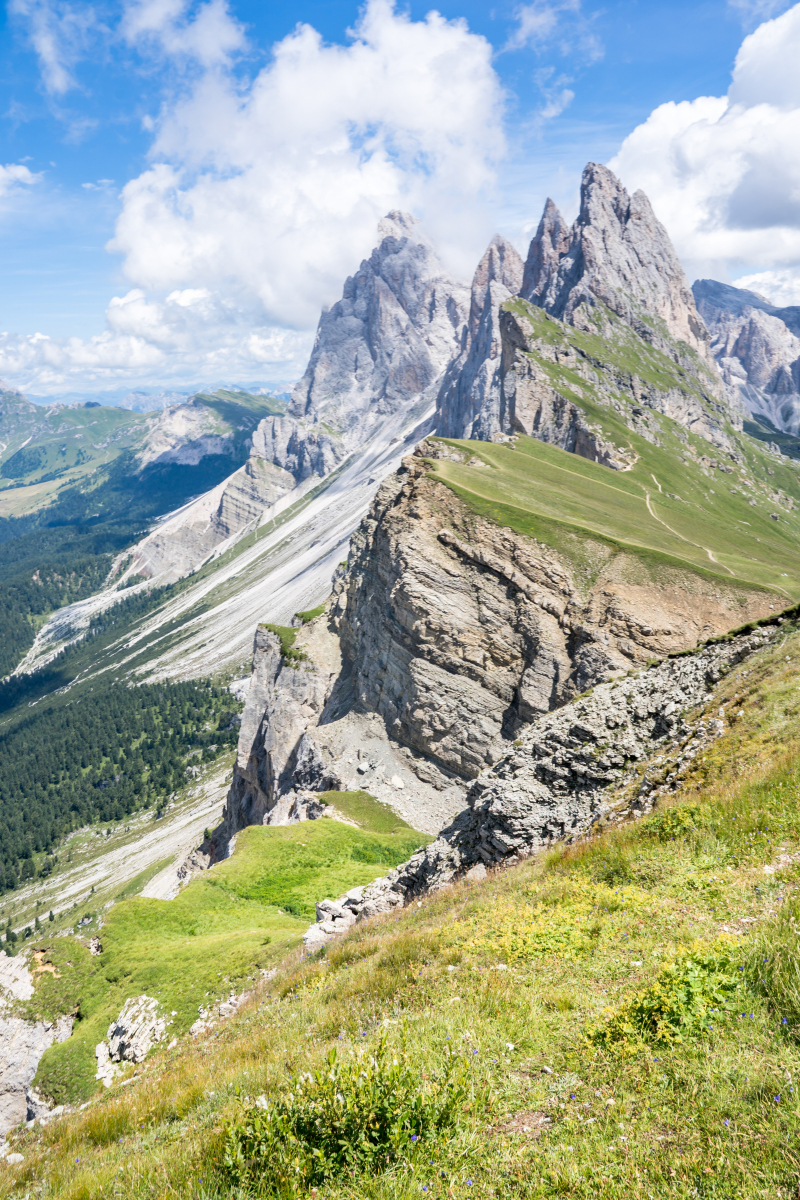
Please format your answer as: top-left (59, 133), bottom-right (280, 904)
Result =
top-left (331, 442), bottom-right (777, 781)
top-left (524, 164), bottom-right (713, 367)
top-left (693, 278), bottom-right (800, 436)
top-left (292, 211), bottom-right (468, 439)
top-left (499, 298), bottom-right (733, 457)
top-left (301, 623), bottom-right (777, 943)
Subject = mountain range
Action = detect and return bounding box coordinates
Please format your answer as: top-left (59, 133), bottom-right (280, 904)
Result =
top-left (3, 160), bottom-right (800, 1187)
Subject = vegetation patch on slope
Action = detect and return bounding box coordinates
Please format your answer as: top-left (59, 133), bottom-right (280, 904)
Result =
top-left (14, 796), bottom-right (428, 1106)
top-left (8, 627), bottom-right (800, 1196)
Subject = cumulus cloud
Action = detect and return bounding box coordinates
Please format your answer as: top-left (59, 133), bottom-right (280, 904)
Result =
top-left (1, 0), bottom-right (504, 395)
top-left (0, 163), bottom-right (41, 199)
top-left (0, 288), bottom-right (312, 392)
top-left (610, 3), bottom-right (800, 288)
top-left (109, 0), bottom-right (504, 327)
top-left (120, 0), bottom-right (246, 67)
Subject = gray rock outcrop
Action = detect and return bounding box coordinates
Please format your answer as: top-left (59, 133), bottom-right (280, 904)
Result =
top-left (435, 163), bottom-right (733, 451)
top-left (303, 625), bottom-right (775, 945)
top-left (95, 995), bottom-right (167, 1087)
top-left (528, 164), bottom-right (713, 367)
top-left (219, 626), bottom-right (339, 844)
top-left (331, 442), bottom-right (776, 780)
top-left (436, 235), bottom-right (524, 440)
top-left (693, 278), bottom-right (800, 436)
top-left (291, 211), bottom-right (469, 447)
top-left (0, 953), bottom-right (73, 1138)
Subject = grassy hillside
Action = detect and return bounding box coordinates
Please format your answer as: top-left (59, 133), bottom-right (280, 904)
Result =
top-left (429, 426), bottom-right (800, 601)
top-left (15, 792), bottom-right (429, 1106)
top-left (5, 619), bottom-right (800, 1196)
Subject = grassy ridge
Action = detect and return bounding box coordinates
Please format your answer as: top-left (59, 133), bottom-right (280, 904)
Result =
top-left (430, 430), bottom-right (800, 598)
top-left (8, 625), bottom-right (800, 1195)
top-left (25, 794), bottom-right (429, 1105)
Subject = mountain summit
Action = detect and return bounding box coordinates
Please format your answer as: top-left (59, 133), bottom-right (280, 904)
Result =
top-left (436, 161), bottom-right (729, 444)
top-left (522, 163), bottom-right (712, 364)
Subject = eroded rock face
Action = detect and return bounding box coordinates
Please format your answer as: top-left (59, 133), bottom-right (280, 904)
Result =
top-left (127, 212), bottom-right (469, 586)
top-left (302, 626), bottom-right (775, 945)
top-left (436, 165), bottom-right (732, 452)
top-left (530, 164), bottom-right (713, 365)
top-left (219, 627), bottom-right (340, 844)
top-left (291, 211), bottom-right (468, 446)
top-left (436, 235), bottom-right (524, 440)
top-left (332, 443), bottom-right (776, 780)
top-left (95, 995), bottom-right (167, 1087)
top-left (693, 278), bottom-right (800, 436)
top-left (498, 298), bottom-right (732, 456)
top-left (0, 954), bottom-right (73, 1137)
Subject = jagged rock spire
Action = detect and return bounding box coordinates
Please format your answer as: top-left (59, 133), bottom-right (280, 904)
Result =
top-left (290, 211), bottom-right (468, 439)
top-left (526, 163), bottom-right (712, 363)
top-left (520, 198), bottom-right (570, 303)
top-left (435, 234), bottom-right (524, 439)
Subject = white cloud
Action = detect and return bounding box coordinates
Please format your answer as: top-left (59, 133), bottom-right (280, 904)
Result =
top-left (109, 0), bottom-right (505, 328)
top-left (120, 0), bottom-right (246, 67)
top-left (0, 162), bottom-right (41, 199)
top-left (506, 0), bottom-right (602, 62)
top-left (610, 3), bottom-right (800, 288)
top-left (1, 0), bottom-right (504, 395)
top-left (0, 288), bottom-right (312, 393)
top-left (727, 0), bottom-right (794, 29)
top-left (733, 269), bottom-right (800, 304)
top-left (9, 0), bottom-right (97, 94)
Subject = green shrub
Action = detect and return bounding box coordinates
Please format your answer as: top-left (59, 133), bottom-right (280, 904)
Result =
top-left (642, 803), bottom-right (705, 842)
top-left (590, 842), bottom-right (635, 885)
top-left (588, 940), bottom-right (743, 1050)
top-left (222, 1036), bottom-right (472, 1195)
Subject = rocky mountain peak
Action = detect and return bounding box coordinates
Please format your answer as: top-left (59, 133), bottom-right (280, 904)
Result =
top-left (529, 162), bottom-right (713, 364)
top-left (467, 235), bottom-right (524, 337)
top-left (694, 278), bottom-right (800, 435)
top-left (289, 211), bottom-right (468, 437)
top-left (520, 198), bottom-right (570, 303)
top-left (435, 234), bottom-right (523, 440)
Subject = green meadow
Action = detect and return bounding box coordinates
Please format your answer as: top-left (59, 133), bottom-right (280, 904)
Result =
top-left (24, 792), bottom-right (429, 1106)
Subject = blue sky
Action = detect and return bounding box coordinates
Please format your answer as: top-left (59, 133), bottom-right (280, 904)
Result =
top-left (0, 0), bottom-right (798, 395)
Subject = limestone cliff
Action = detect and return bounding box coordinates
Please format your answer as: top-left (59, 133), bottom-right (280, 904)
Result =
top-left (216, 429), bottom-right (777, 858)
top-left (525, 164), bottom-right (713, 368)
top-left (302, 623), bottom-right (777, 944)
top-left (330, 442), bottom-right (776, 780)
top-left (435, 235), bottom-right (524, 440)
